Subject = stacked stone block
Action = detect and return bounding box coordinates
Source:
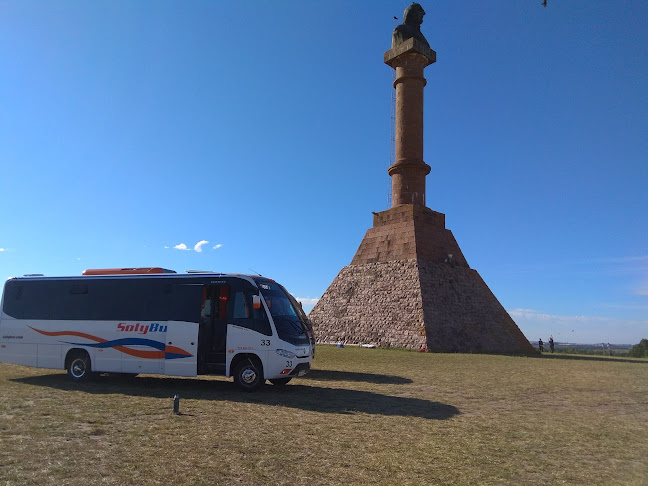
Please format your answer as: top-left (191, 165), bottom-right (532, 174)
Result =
top-left (311, 260), bottom-right (425, 350)
top-left (310, 208), bottom-right (535, 354)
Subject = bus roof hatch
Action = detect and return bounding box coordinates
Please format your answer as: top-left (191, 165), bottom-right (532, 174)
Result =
top-left (82, 267), bottom-right (177, 276)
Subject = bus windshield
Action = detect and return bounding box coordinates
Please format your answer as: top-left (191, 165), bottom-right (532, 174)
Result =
top-left (256, 280), bottom-right (310, 346)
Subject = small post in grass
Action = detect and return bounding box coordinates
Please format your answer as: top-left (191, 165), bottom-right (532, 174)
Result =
top-left (173, 394), bottom-right (180, 415)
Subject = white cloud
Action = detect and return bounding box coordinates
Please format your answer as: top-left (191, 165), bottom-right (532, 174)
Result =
top-left (169, 240), bottom-right (221, 252)
top-left (295, 297), bottom-right (320, 314)
top-left (194, 240), bottom-right (209, 252)
top-left (0, 248), bottom-right (5, 252)
top-left (171, 241), bottom-right (215, 252)
top-left (295, 297), bottom-right (320, 306)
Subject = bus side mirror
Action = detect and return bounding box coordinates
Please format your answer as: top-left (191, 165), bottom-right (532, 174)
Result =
top-left (252, 295), bottom-right (262, 310)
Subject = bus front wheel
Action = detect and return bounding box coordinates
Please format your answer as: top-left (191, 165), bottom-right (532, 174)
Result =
top-left (67, 351), bottom-right (93, 382)
top-left (233, 358), bottom-right (263, 391)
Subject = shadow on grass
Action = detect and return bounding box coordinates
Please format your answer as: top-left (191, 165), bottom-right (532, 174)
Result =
top-left (11, 373), bottom-right (459, 420)
top-left (303, 369), bottom-right (412, 384)
top-left (536, 354), bottom-right (648, 364)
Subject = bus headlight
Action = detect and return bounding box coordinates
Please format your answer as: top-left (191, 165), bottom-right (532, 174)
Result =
top-left (276, 349), bottom-right (296, 359)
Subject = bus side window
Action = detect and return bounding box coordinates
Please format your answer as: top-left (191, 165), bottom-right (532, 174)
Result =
top-left (13, 284), bottom-right (23, 300)
top-left (201, 286), bottom-right (229, 321)
top-left (217, 286), bottom-right (229, 321)
top-left (201, 289), bottom-right (212, 318)
top-left (230, 291), bottom-right (271, 336)
top-left (69, 284), bottom-right (88, 295)
top-left (200, 300), bottom-right (211, 318)
top-left (232, 292), bottom-right (250, 319)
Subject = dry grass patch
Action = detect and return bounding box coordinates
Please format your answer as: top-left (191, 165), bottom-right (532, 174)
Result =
top-left (1, 347), bottom-right (647, 485)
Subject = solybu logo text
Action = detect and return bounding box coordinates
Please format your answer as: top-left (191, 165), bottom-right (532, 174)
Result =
top-left (117, 322), bottom-right (167, 335)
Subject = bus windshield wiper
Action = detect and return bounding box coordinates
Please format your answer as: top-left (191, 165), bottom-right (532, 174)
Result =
top-left (278, 316), bottom-right (305, 334)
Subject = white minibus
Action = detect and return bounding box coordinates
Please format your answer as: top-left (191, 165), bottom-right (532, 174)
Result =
top-left (0, 268), bottom-right (314, 391)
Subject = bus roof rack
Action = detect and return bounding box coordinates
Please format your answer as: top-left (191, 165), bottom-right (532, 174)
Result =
top-left (82, 267), bottom-right (177, 276)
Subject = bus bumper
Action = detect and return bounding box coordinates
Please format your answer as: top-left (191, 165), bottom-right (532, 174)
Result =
top-left (289, 362), bottom-right (310, 377)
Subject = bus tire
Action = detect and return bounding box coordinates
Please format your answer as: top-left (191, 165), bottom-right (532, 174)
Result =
top-left (66, 351), bottom-right (93, 382)
top-left (269, 377), bottom-right (292, 386)
top-left (233, 357), bottom-right (263, 391)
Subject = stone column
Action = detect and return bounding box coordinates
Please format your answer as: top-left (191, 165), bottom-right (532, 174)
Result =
top-left (384, 38), bottom-right (436, 207)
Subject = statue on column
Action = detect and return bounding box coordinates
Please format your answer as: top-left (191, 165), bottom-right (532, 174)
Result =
top-left (392, 3), bottom-right (430, 48)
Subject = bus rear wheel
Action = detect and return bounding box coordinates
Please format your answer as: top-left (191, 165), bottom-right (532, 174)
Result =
top-left (233, 358), bottom-right (263, 391)
top-left (67, 351), bottom-right (93, 382)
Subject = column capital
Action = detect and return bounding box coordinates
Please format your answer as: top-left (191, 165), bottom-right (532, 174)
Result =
top-left (384, 38), bottom-right (436, 68)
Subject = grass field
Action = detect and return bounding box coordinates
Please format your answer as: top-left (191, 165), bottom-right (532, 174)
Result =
top-left (1, 346), bottom-right (647, 485)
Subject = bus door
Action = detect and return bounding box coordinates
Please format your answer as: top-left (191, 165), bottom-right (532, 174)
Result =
top-left (196, 285), bottom-right (229, 374)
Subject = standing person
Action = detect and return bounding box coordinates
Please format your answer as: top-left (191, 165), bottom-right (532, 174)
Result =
top-left (549, 336), bottom-right (554, 353)
top-left (539, 338), bottom-right (544, 352)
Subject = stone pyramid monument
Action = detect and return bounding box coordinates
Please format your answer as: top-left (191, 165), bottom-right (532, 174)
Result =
top-left (309, 3), bottom-right (535, 354)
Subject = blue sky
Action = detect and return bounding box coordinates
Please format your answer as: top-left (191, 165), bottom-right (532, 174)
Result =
top-left (1, 1), bottom-right (646, 344)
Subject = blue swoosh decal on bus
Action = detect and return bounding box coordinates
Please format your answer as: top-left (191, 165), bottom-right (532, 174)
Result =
top-left (29, 327), bottom-right (193, 360)
top-left (63, 337), bottom-right (165, 350)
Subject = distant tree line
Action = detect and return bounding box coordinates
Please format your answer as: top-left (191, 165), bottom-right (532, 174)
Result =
top-left (529, 341), bottom-right (648, 358)
top-left (628, 339), bottom-right (648, 358)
